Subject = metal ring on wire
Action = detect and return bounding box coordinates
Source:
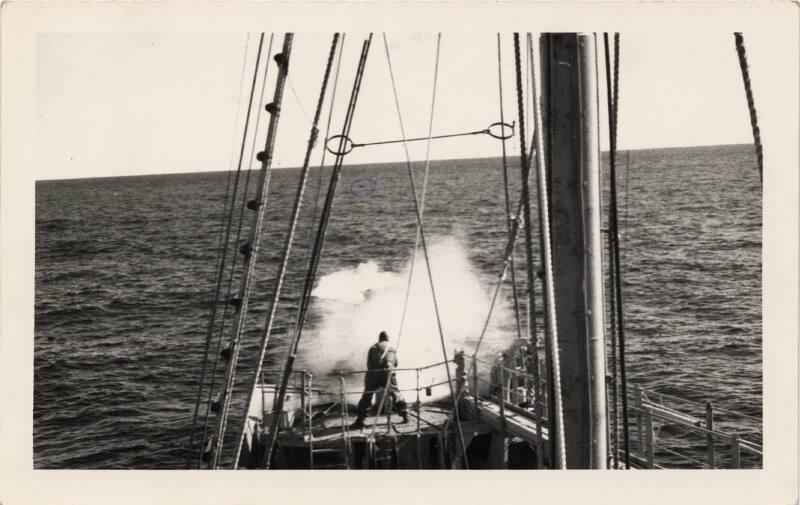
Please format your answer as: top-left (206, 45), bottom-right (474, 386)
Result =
top-left (325, 135), bottom-right (355, 156)
top-left (486, 121), bottom-right (516, 140)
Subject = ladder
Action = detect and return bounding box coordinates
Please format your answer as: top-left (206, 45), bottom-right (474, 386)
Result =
top-left (305, 373), bottom-right (350, 469)
top-left (367, 436), bottom-right (398, 469)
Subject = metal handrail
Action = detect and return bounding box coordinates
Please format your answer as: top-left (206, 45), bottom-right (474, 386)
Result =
top-left (254, 359), bottom-right (761, 469)
top-left (334, 360), bottom-right (456, 376)
top-left (471, 356), bottom-right (538, 381)
top-left (340, 379), bottom-right (453, 397)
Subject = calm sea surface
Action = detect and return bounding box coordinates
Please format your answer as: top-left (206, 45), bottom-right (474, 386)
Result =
top-left (34, 144), bottom-right (762, 468)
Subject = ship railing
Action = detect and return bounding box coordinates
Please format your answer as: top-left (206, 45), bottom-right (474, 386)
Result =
top-left (452, 353), bottom-right (762, 470)
top-left (335, 360), bottom-right (457, 397)
top-left (621, 384), bottom-right (763, 469)
top-left (332, 360), bottom-right (458, 435)
top-left (464, 353), bottom-right (549, 417)
top-left (256, 369), bottom-right (316, 437)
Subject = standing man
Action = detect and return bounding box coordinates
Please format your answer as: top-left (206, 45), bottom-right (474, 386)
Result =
top-left (350, 331), bottom-right (408, 429)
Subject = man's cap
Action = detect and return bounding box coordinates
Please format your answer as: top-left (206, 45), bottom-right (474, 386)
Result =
top-left (378, 331), bottom-right (389, 342)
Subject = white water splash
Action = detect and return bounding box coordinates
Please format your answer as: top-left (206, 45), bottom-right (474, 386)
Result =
top-left (300, 236), bottom-right (514, 401)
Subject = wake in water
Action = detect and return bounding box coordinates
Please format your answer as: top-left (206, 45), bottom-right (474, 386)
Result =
top-left (300, 236), bottom-right (515, 400)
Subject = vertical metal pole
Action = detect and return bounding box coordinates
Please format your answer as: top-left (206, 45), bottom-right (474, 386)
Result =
top-left (499, 366), bottom-right (506, 429)
top-left (455, 351), bottom-right (466, 398)
top-left (706, 402), bottom-right (716, 468)
top-left (386, 376), bottom-right (392, 432)
top-left (301, 372), bottom-right (307, 434)
top-left (731, 433), bottom-right (741, 469)
top-left (416, 368), bottom-right (422, 469)
top-left (308, 373), bottom-right (315, 469)
top-left (578, 33), bottom-right (608, 469)
top-left (644, 408), bottom-right (654, 469)
top-left (437, 434), bottom-right (446, 469)
top-left (260, 371), bottom-right (266, 420)
top-left (635, 385), bottom-right (644, 460)
top-left (541, 32), bottom-right (607, 469)
top-left (535, 354), bottom-right (544, 468)
top-left (472, 359), bottom-right (480, 416)
top-left (454, 351), bottom-right (466, 423)
top-left (416, 368), bottom-right (422, 431)
top-left (340, 374), bottom-right (350, 469)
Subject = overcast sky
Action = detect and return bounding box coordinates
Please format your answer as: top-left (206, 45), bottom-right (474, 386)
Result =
top-left (37, 31), bottom-right (764, 180)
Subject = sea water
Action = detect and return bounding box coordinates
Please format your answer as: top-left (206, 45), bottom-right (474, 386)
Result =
top-left (34, 144), bottom-right (761, 468)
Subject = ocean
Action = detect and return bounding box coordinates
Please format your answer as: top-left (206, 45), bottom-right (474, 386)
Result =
top-left (34, 144), bottom-right (762, 469)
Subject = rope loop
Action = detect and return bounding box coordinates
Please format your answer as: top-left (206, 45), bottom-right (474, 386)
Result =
top-left (324, 134), bottom-right (355, 155)
top-left (486, 120), bottom-right (516, 140)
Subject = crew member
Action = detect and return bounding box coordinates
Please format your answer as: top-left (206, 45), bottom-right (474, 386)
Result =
top-left (350, 331), bottom-right (408, 429)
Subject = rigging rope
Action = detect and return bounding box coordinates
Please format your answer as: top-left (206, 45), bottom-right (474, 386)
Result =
top-left (603, 32), bottom-right (630, 469)
top-left (289, 36), bottom-right (372, 342)
top-left (370, 33), bottom-right (441, 442)
top-left (511, 33), bottom-right (540, 414)
top-left (263, 34), bottom-right (374, 469)
top-left (602, 32), bottom-right (620, 469)
top-left (523, 32), bottom-right (545, 469)
top-left (293, 34), bottom-right (346, 336)
top-left (381, 33), bottom-right (470, 468)
top-left (515, 33), bottom-right (558, 468)
top-left (734, 33), bottom-right (764, 183)
top-left (524, 34), bottom-right (552, 469)
top-left (613, 33), bottom-right (631, 470)
top-left (525, 35), bottom-right (557, 467)
top-left (437, 32), bottom-right (544, 467)
top-left (273, 35), bottom-right (347, 403)
top-left (518, 32), bottom-right (567, 469)
top-left (186, 33), bottom-right (254, 468)
top-left (275, 35), bottom-right (347, 394)
top-left (232, 33), bottom-right (342, 469)
top-left (288, 73), bottom-right (314, 126)
top-left (190, 32), bottom-right (267, 466)
top-left (210, 33), bottom-right (293, 468)
top-left (198, 34), bottom-right (275, 463)
top-left (497, 34), bottom-right (525, 344)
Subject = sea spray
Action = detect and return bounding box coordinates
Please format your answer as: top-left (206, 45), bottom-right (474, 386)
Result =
top-left (298, 236), bottom-right (514, 402)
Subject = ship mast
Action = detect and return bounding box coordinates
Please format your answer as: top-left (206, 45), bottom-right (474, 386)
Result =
top-left (540, 32), bottom-right (608, 469)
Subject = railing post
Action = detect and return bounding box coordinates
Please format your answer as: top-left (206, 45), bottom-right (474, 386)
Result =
top-left (472, 358), bottom-right (480, 417)
top-left (535, 355), bottom-right (544, 468)
top-left (644, 407), bottom-right (655, 469)
top-left (339, 374), bottom-right (350, 469)
top-left (635, 385), bottom-right (644, 458)
top-left (260, 371), bottom-right (266, 419)
top-left (307, 373), bottom-right (314, 469)
top-left (499, 366), bottom-right (506, 430)
top-left (416, 368), bottom-right (422, 469)
top-left (455, 351), bottom-right (466, 398)
top-left (416, 368), bottom-right (421, 429)
top-left (730, 433), bottom-right (740, 469)
top-left (705, 401), bottom-right (716, 469)
top-left (300, 372), bottom-right (307, 434)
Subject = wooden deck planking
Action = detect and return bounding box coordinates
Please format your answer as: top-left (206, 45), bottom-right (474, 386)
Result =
top-left (276, 405), bottom-right (492, 448)
top-left (472, 396), bottom-right (550, 445)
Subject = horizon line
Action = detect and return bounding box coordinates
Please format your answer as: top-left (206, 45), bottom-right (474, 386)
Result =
top-left (37, 142), bottom-right (754, 182)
